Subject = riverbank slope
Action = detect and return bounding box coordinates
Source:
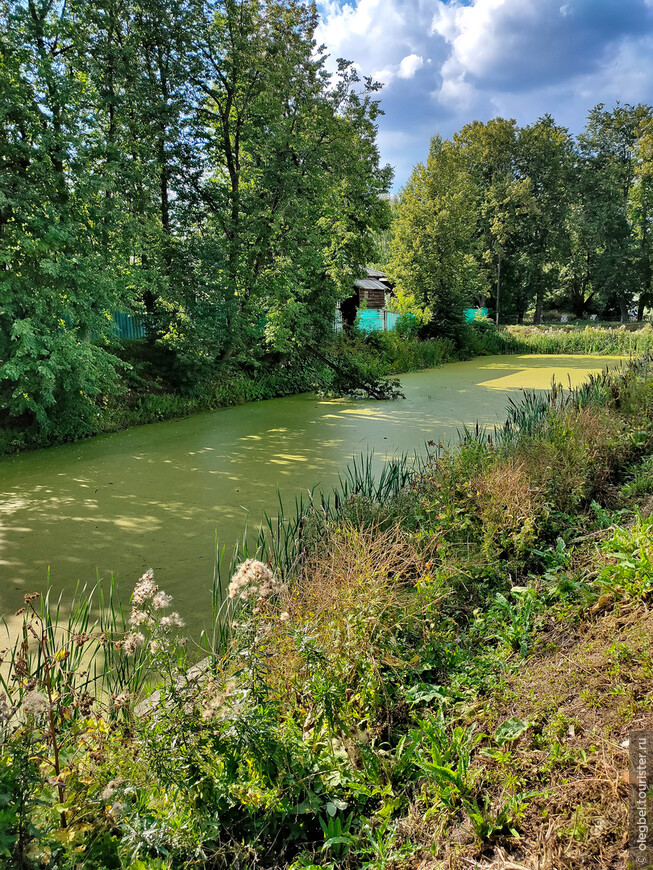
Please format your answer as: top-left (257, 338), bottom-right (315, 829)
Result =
top-left (2, 355), bottom-right (653, 868)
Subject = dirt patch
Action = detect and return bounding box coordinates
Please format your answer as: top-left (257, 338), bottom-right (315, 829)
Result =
top-left (397, 603), bottom-right (653, 869)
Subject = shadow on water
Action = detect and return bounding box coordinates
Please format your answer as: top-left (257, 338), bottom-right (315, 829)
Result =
top-left (0, 353), bottom-right (624, 636)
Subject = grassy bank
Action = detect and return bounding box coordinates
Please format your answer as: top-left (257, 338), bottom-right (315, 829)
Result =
top-left (2, 356), bottom-right (653, 868)
top-left (505, 322), bottom-right (653, 355)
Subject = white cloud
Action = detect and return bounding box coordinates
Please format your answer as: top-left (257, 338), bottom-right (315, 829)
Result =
top-left (373, 66), bottom-right (396, 85)
top-left (315, 0), bottom-right (653, 189)
top-left (316, 0), bottom-right (437, 82)
top-left (398, 54), bottom-right (425, 79)
top-left (430, 0), bottom-right (651, 94)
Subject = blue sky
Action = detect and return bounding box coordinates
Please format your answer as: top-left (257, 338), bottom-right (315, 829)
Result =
top-left (315, 0), bottom-right (653, 190)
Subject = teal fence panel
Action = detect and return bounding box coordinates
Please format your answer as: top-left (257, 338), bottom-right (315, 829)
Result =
top-left (357, 309), bottom-right (384, 332)
top-left (386, 311), bottom-right (401, 330)
top-left (334, 308), bottom-right (404, 333)
top-left (112, 312), bottom-right (148, 340)
top-left (464, 307), bottom-right (489, 323)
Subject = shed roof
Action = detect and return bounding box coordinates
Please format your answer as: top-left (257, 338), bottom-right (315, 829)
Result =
top-left (365, 268), bottom-right (388, 279)
top-left (354, 278), bottom-right (388, 291)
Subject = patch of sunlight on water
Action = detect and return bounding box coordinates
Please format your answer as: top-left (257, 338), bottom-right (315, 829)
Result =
top-left (0, 353), bottom-right (626, 639)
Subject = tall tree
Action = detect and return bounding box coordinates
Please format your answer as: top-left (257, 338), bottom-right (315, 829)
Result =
top-left (0, 0), bottom-right (129, 438)
top-left (389, 135), bottom-right (483, 339)
top-left (515, 116), bottom-right (574, 323)
top-left (633, 117), bottom-right (653, 318)
top-left (185, 0), bottom-right (391, 362)
top-left (578, 103), bottom-right (653, 320)
top-left (455, 118), bottom-right (530, 324)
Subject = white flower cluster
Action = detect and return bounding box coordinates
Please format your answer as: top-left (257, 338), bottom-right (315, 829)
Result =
top-left (159, 612), bottom-right (185, 628)
top-left (122, 632), bottom-right (145, 654)
top-left (121, 571), bottom-right (184, 654)
top-left (21, 690), bottom-right (49, 716)
top-left (228, 559), bottom-right (280, 603)
top-left (200, 678), bottom-right (236, 721)
top-left (153, 591), bottom-right (172, 610)
top-left (129, 609), bottom-right (152, 627)
top-left (132, 569), bottom-right (157, 605)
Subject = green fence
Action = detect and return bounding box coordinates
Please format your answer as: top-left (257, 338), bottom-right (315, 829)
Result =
top-left (112, 312), bottom-right (150, 340)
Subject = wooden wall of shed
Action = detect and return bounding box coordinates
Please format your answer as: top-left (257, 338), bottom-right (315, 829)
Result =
top-left (357, 289), bottom-right (385, 309)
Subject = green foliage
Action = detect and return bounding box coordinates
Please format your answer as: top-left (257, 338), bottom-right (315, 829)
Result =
top-left (505, 323), bottom-right (653, 354)
top-left (389, 135), bottom-right (482, 342)
top-left (2, 335), bottom-right (653, 868)
top-left (389, 104), bottom-right (653, 328)
top-left (0, 0), bottom-right (391, 448)
top-left (598, 517), bottom-right (653, 598)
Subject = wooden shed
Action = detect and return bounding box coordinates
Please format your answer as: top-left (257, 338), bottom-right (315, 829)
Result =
top-left (353, 277), bottom-right (387, 310)
top-left (339, 268), bottom-right (394, 328)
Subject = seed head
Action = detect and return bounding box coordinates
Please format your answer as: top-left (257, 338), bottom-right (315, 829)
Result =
top-left (21, 690), bottom-right (48, 716)
top-left (132, 569), bottom-right (157, 605)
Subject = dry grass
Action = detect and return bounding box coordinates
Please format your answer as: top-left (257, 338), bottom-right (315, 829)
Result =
top-left (513, 407), bottom-right (626, 513)
top-left (389, 600), bottom-right (653, 870)
top-left (255, 523), bottom-right (434, 722)
top-left (470, 459), bottom-right (543, 561)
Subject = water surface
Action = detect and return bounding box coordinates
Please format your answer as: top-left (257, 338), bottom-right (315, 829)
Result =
top-left (0, 354), bottom-right (621, 635)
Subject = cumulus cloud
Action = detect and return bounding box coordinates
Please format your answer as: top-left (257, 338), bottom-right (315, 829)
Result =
top-left (315, 0), bottom-right (653, 189)
top-left (398, 54), bottom-right (425, 79)
top-left (432, 0), bottom-right (651, 92)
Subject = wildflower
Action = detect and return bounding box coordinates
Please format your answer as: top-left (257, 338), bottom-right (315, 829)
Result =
top-left (132, 569), bottom-right (157, 605)
top-left (160, 612), bottom-right (184, 629)
top-left (129, 609), bottom-right (150, 627)
top-left (111, 691), bottom-right (130, 709)
top-left (122, 632), bottom-right (145, 654)
top-left (228, 559), bottom-right (279, 599)
top-left (149, 640), bottom-right (159, 655)
top-left (101, 781), bottom-right (118, 801)
top-left (201, 691), bottom-right (226, 721)
top-left (21, 690), bottom-right (49, 716)
top-left (279, 611), bottom-right (290, 622)
top-left (152, 591), bottom-right (172, 610)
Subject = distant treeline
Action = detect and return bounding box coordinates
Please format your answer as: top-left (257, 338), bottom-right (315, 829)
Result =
top-left (0, 0), bottom-right (391, 441)
top-left (388, 106), bottom-right (653, 336)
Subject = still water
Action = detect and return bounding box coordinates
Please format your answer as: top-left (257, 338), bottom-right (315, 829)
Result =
top-left (0, 354), bottom-right (622, 636)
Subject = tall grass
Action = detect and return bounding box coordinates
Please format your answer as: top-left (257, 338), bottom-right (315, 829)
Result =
top-left (505, 323), bottom-right (653, 355)
top-left (0, 578), bottom-right (150, 710)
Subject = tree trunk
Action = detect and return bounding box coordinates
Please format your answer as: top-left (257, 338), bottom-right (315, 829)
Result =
top-left (534, 280), bottom-right (543, 324)
top-left (495, 254), bottom-right (501, 326)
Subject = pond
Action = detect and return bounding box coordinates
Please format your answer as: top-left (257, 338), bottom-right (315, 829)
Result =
top-left (0, 353), bottom-right (623, 637)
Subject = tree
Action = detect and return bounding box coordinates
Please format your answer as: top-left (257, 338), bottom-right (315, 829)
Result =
top-left (389, 135), bottom-right (483, 340)
top-left (577, 103), bottom-right (653, 320)
top-left (0, 0), bottom-right (129, 438)
top-left (185, 0), bottom-right (392, 363)
top-left (633, 117), bottom-right (653, 318)
top-left (515, 116), bottom-right (574, 323)
top-left (1, 0), bottom-right (393, 439)
top-left (455, 118), bottom-right (530, 324)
